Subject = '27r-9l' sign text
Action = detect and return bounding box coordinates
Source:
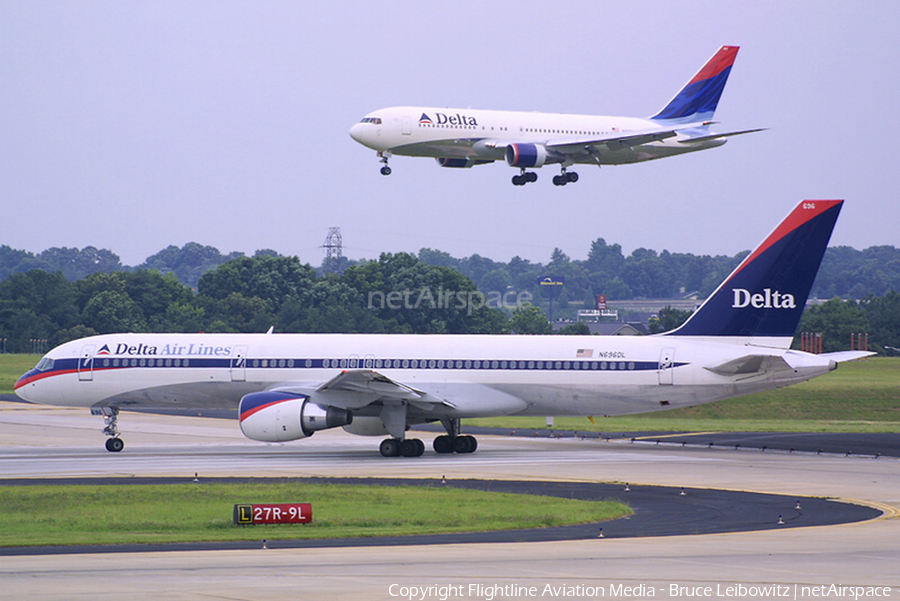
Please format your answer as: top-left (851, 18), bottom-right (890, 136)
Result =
top-left (234, 503), bottom-right (312, 525)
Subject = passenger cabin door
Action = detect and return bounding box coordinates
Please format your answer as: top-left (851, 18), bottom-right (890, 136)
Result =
top-left (78, 344), bottom-right (95, 382)
top-left (231, 345), bottom-right (248, 382)
top-left (402, 115), bottom-right (412, 135)
top-left (658, 348), bottom-right (675, 385)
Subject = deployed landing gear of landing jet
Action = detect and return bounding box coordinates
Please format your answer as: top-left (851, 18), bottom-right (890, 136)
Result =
top-left (552, 169), bottom-right (579, 186)
top-left (91, 406), bottom-right (124, 452)
top-left (512, 168), bottom-right (538, 186)
top-left (378, 151), bottom-right (392, 176)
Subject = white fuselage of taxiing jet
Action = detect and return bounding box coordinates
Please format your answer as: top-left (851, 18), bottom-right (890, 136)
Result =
top-left (348, 106), bottom-right (725, 166)
top-left (16, 332), bottom-right (835, 421)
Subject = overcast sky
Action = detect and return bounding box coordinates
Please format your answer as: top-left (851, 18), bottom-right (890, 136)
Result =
top-left (2, 1), bottom-right (898, 267)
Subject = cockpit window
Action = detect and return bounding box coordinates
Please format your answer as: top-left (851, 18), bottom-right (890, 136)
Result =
top-left (35, 357), bottom-right (55, 372)
top-left (359, 117), bottom-right (382, 125)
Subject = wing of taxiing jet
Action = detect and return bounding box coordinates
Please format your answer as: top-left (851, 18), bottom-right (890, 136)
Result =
top-left (241, 369), bottom-right (459, 443)
top-left (314, 369), bottom-right (456, 410)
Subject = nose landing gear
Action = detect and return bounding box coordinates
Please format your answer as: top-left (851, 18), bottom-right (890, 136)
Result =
top-left (92, 406), bottom-right (124, 452)
top-left (378, 152), bottom-right (392, 176)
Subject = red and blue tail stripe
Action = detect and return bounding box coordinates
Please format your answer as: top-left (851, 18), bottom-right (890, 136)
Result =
top-left (651, 45), bottom-right (739, 123)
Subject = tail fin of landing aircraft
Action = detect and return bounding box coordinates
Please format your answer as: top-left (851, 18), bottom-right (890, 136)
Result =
top-left (651, 45), bottom-right (740, 124)
top-left (665, 200), bottom-right (843, 347)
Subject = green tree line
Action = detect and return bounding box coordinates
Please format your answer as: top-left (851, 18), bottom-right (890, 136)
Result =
top-left (4, 241), bottom-right (900, 302)
top-left (0, 253), bottom-right (545, 353)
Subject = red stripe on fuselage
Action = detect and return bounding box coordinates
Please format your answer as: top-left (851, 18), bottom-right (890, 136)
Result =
top-left (14, 369), bottom-right (78, 389)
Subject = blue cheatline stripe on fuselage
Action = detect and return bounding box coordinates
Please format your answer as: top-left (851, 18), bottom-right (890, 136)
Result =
top-left (17, 356), bottom-right (688, 388)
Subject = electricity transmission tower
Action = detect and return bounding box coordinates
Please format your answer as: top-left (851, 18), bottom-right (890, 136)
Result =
top-left (321, 227), bottom-right (343, 274)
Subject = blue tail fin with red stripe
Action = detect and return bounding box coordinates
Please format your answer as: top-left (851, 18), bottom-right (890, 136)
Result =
top-left (651, 45), bottom-right (740, 124)
top-left (665, 200), bottom-right (843, 344)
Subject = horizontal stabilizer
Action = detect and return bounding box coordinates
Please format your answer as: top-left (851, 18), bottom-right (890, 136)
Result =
top-left (705, 354), bottom-right (793, 377)
top-left (677, 128), bottom-right (767, 144)
top-left (820, 351), bottom-right (876, 363)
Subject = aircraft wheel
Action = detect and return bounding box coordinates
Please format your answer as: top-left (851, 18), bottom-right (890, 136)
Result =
top-left (433, 435), bottom-right (454, 454)
top-left (552, 175), bottom-right (566, 186)
top-left (400, 438), bottom-right (424, 458)
top-left (453, 435), bottom-right (477, 454)
top-left (512, 174), bottom-right (524, 186)
top-left (105, 437), bottom-right (124, 453)
top-left (380, 438), bottom-right (401, 457)
top-left (527, 171), bottom-right (538, 183)
top-left (567, 171), bottom-right (578, 183)
top-left (380, 166), bottom-right (392, 176)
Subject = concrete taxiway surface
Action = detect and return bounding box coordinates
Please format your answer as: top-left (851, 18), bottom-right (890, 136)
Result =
top-left (0, 401), bottom-right (898, 600)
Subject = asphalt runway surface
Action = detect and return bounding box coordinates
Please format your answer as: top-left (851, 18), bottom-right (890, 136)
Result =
top-left (0, 401), bottom-right (898, 600)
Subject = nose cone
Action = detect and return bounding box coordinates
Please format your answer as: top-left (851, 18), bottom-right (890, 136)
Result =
top-left (349, 120), bottom-right (382, 150)
top-left (349, 122), bottom-right (366, 143)
top-left (14, 369), bottom-right (39, 402)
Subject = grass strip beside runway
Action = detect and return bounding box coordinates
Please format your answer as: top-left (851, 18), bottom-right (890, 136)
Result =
top-left (0, 481), bottom-right (630, 547)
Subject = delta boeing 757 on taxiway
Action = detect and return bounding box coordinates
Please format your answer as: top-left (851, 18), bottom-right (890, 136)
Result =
top-left (350, 45), bottom-right (762, 186)
top-left (15, 201), bottom-right (871, 458)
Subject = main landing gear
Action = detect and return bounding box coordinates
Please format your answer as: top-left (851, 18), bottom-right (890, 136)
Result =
top-left (378, 418), bottom-right (478, 457)
top-left (553, 168), bottom-right (579, 186)
top-left (91, 406), bottom-right (125, 452)
top-left (377, 435), bottom-right (478, 457)
top-left (378, 151), bottom-right (392, 176)
top-left (433, 434), bottom-right (477, 454)
top-left (380, 437), bottom-right (425, 457)
top-left (512, 168), bottom-right (538, 186)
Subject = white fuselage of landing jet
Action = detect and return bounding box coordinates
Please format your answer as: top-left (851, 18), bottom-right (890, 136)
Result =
top-left (349, 106), bottom-right (726, 166)
top-left (15, 331), bottom-right (837, 419)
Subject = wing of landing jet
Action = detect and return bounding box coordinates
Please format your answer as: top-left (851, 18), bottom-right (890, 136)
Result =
top-left (545, 121), bottom-right (708, 155)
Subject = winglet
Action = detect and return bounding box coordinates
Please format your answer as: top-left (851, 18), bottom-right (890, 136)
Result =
top-left (665, 200), bottom-right (843, 345)
top-left (651, 45), bottom-right (740, 123)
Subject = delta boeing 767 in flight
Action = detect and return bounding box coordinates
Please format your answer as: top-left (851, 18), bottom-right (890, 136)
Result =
top-left (350, 45), bottom-right (762, 186)
top-left (16, 200), bottom-right (871, 458)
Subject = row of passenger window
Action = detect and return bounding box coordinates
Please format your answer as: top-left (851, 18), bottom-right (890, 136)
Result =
top-left (101, 358), bottom-right (191, 368)
top-left (96, 357), bottom-right (640, 371)
top-left (245, 358), bottom-right (639, 371)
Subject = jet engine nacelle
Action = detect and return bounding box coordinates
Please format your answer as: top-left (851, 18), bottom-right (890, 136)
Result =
top-left (505, 143), bottom-right (548, 168)
top-left (436, 157), bottom-right (493, 168)
top-left (239, 391), bottom-right (352, 443)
